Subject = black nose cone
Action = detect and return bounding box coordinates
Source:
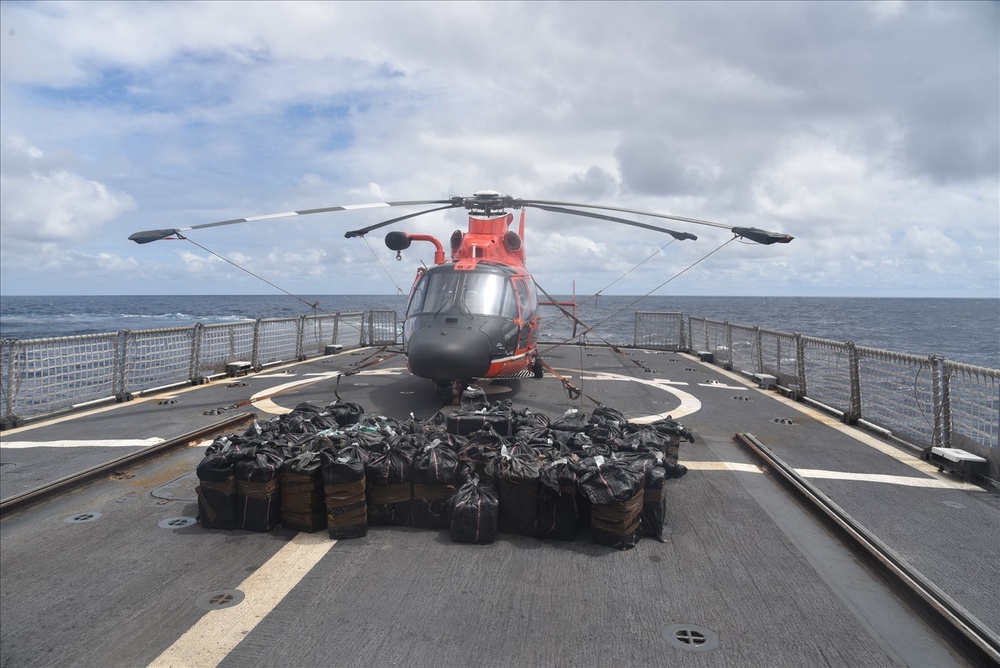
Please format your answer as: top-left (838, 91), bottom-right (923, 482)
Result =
top-left (407, 327), bottom-right (492, 380)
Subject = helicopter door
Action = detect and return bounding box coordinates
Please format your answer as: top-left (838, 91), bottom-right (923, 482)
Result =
top-left (511, 277), bottom-right (537, 351)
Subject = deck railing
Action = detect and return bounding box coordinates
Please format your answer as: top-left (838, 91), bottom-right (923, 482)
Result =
top-left (2, 309), bottom-right (996, 471)
top-left (681, 315), bottom-right (999, 462)
top-left (0, 310), bottom-right (397, 426)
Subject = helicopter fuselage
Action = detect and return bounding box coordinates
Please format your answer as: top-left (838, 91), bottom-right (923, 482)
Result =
top-left (394, 210), bottom-right (540, 383)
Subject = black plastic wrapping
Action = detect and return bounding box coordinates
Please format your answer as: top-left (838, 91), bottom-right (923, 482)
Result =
top-left (577, 457), bottom-right (644, 550)
top-left (196, 454), bottom-right (238, 530)
top-left (234, 447), bottom-right (284, 532)
top-left (412, 440), bottom-right (461, 530)
top-left (538, 458), bottom-right (579, 541)
top-left (280, 451), bottom-right (326, 532)
top-left (321, 445), bottom-right (368, 539)
top-left (449, 475), bottom-right (499, 544)
top-left (491, 449), bottom-right (541, 537)
top-left (365, 443), bottom-right (414, 526)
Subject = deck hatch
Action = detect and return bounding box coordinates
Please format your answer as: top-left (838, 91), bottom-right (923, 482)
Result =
top-left (158, 516), bottom-right (197, 529)
top-left (662, 624), bottom-right (719, 652)
top-left (64, 511), bottom-right (102, 524)
top-left (196, 589), bottom-right (245, 611)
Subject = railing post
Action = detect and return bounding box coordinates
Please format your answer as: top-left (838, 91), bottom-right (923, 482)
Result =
top-left (725, 321), bottom-right (734, 369)
top-left (190, 323), bottom-right (204, 384)
top-left (252, 318), bottom-right (262, 369)
top-left (931, 355), bottom-right (952, 448)
top-left (296, 315), bottom-right (307, 360)
top-left (845, 341), bottom-right (862, 424)
top-left (796, 333), bottom-right (807, 398)
top-left (333, 313), bottom-right (340, 345)
top-left (116, 330), bottom-right (133, 402)
top-left (0, 339), bottom-right (21, 429)
top-left (754, 326), bottom-right (764, 374)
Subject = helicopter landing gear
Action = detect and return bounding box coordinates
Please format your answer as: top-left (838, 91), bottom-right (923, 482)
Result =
top-left (532, 355), bottom-right (544, 378)
top-left (435, 380), bottom-right (466, 405)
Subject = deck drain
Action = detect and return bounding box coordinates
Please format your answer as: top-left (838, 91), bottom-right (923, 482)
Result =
top-left (772, 417), bottom-right (796, 425)
top-left (733, 395), bottom-right (751, 401)
top-left (227, 382), bottom-right (249, 388)
top-left (158, 399), bottom-right (177, 405)
top-left (65, 511), bottom-right (102, 524)
top-left (662, 624), bottom-right (719, 652)
top-left (195, 589), bottom-right (245, 611)
top-left (159, 516), bottom-right (197, 529)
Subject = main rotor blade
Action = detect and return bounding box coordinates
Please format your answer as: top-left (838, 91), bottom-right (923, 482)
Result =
top-left (128, 199), bottom-right (453, 244)
top-left (520, 199), bottom-right (731, 230)
top-left (344, 204), bottom-right (464, 238)
top-left (526, 204), bottom-right (697, 241)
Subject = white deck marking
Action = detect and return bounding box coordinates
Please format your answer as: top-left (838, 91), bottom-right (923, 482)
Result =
top-left (149, 532), bottom-right (336, 668)
top-left (0, 438), bottom-right (164, 449)
top-left (572, 369), bottom-right (702, 420)
top-left (682, 461), bottom-right (982, 491)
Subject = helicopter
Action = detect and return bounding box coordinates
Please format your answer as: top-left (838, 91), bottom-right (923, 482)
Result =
top-left (129, 190), bottom-right (793, 398)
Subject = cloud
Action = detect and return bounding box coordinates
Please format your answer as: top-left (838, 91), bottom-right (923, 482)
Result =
top-left (0, 1), bottom-right (995, 297)
top-left (0, 133), bottom-right (136, 243)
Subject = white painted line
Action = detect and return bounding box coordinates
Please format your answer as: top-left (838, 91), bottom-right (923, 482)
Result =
top-left (568, 369), bottom-right (702, 420)
top-left (795, 469), bottom-right (983, 491)
top-left (697, 382), bottom-right (748, 390)
top-left (0, 438), bottom-right (164, 449)
top-left (251, 374), bottom-right (299, 379)
top-left (685, 460), bottom-right (763, 473)
top-left (149, 532), bottom-right (336, 668)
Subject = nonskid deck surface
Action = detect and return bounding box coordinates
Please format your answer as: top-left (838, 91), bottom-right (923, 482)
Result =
top-left (0, 345), bottom-right (992, 667)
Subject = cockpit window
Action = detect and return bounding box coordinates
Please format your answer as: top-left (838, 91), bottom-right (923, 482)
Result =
top-left (407, 269), bottom-right (516, 318)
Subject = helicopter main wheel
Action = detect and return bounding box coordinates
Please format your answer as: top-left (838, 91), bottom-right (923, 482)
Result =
top-left (532, 355), bottom-right (544, 378)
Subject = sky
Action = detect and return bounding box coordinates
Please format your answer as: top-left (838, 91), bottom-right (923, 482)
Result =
top-left (0, 0), bottom-right (997, 298)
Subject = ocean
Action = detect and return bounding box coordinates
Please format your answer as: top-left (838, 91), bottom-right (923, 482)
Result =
top-left (1, 294), bottom-right (997, 369)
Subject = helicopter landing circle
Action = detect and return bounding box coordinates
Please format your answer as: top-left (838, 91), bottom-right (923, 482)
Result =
top-left (250, 366), bottom-right (700, 420)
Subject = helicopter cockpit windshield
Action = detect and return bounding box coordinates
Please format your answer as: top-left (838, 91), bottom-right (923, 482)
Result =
top-left (407, 268), bottom-right (518, 319)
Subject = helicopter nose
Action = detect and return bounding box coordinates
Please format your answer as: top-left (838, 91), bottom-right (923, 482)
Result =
top-left (406, 326), bottom-right (492, 380)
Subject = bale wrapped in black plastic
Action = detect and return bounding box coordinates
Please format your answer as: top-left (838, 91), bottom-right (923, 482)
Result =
top-left (458, 429), bottom-right (507, 487)
top-left (635, 457), bottom-right (668, 541)
top-left (577, 456), bottom-right (644, 550)
top-left (365, 441), bottom-right (415, 526)
top-left (490, 447), bottom-right (541, 537)
top-left (412, 438), bottom-right (461, 530)
top-left (280, 451), bottom-right (326, 532)
top-left (196, 453), bottom-right (238, 530)
top-left (325, 399), bottom-right (364, 427)
top-left (538, 457), bottom-right (580, 541)
top-left (234, 447), bottom-right (284, 532)
top-left (447, 411), bottom-right (515, 437)
top-left (624, 419), bottom-right (694, 464)
top-left (321, 445), bottom-right (369, 539)
top-left (549, 408), bottom-right (588, 433)
top-left (449, 474), bottom-right (499, 544)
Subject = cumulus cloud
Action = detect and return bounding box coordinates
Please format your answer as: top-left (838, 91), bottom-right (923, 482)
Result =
top-left (0, 133), bottom-right (136, 243)
top-left (0, 1), bottom-right (995, 296)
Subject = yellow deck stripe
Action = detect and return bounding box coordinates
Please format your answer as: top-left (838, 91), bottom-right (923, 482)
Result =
top-left (149, 532), bottom-right (335, 668)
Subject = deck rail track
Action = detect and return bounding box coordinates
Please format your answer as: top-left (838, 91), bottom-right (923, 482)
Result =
top-left (734, 432), bottom-right (1000, 667)
top-left (0, 412), bottom-right (256, 517)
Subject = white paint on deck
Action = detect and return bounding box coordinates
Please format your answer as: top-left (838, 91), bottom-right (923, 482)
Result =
top-left (1, 437), bottom-right (164, 449)
top-left (683, 461), bottom-right (982, 491)
top-left (149, 532), bottom-right (336, 668)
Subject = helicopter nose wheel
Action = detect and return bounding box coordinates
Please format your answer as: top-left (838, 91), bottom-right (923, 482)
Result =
top-left (435, 380), bottom-right (468, 405)
top-left (532, 355), bottom-right (544, 379)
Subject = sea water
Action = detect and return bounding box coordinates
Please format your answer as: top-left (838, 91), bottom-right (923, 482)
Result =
top-left (1, 294), bottom-right (997, 369)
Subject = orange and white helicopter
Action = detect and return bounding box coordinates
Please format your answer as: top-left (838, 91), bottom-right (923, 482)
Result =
top-left (130, 190), bottom-right (792, 395)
